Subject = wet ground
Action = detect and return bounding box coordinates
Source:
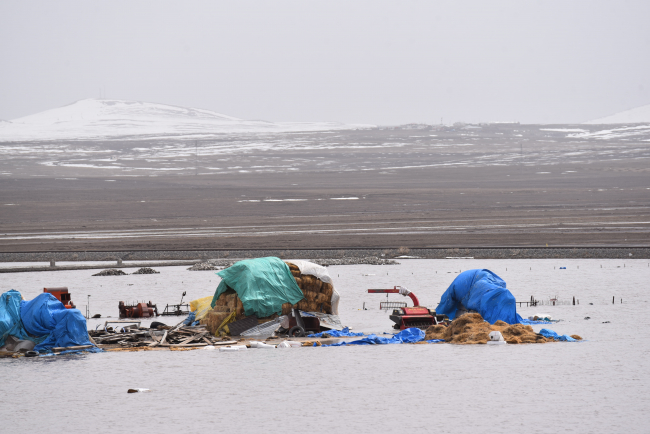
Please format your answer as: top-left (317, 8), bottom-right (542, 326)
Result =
top-left (1, 258), bottom-right (649, 433)
top-left (1, 124), bottom-right (649, 251)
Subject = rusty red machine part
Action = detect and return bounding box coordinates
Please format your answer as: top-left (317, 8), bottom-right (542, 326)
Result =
top-left (44, 287), bottom-right (75, 309)
top-left (367, 286), bottom-right (438, 330)
top-left (119, 301), bottom-right (159, 318)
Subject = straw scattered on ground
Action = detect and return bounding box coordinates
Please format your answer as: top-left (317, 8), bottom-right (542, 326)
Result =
top-left (425, 313), bottom-right (581, 344)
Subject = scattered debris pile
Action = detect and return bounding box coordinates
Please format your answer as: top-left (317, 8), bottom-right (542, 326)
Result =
top-left (89, 322), bottom-right (231, 348)
top-left (425, 313), bottom-right (582, 344)
top-left (93, 269), bottom-right (127, 276)
top-left (131, 267), bottom-right (160, 274)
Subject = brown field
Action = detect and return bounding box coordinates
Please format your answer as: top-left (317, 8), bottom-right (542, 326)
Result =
top-left (1, 124), bottom-right (648, 252)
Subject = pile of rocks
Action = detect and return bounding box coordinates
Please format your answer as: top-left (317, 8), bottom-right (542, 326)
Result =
top-left (131, 267), bottom-right (160, 274)
top-left (93, 269), bottom-right (127, 276)
top-left (187, 260), bottom-right (236, 271)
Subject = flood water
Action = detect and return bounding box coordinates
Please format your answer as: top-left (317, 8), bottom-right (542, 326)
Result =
top-left (2, 259), bottom-right (649, 433)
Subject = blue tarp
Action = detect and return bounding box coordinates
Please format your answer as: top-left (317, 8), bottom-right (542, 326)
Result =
top-left (539, 328), bottom-right (578, 342)
top-left (322, 327), bottom-right (426, 346)
top-left (0, 290), bottom-right (33, 346)
top-left (308, 327), bottom-right (364, 338)
top-left (520, 319), bottom-right (553, 325)
top-left (435, 269), bottom-right (523, 324)
top-left (18, 292), bottom-right (93, 351)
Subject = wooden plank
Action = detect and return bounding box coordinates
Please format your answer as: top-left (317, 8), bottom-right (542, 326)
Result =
top-left (52, 345), bottom-right (94, 352)
top-left (177, 332), bottom-right (207, 345)
top-left (160, 343), bottom-right (208, 348)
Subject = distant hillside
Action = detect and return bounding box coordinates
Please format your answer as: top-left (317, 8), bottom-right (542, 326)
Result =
top-left (586, 104), bottom-right (650, 124)
top-left (0, 99), bottom-right (370, 141)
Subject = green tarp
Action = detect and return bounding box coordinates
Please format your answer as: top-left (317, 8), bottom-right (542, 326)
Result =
top-left (211, 257), bottom-right (304, 318)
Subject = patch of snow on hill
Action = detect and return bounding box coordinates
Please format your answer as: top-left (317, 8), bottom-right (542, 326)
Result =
top-left (586, 104), bottom-right (650, 124)
top-left (0, 99), bottom-right (370, 141)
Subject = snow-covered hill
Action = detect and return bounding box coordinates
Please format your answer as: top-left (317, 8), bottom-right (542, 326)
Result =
top-left (0, 99), bottom-right (370, 141)
top-left (586, 104), bottom-right (650, 124)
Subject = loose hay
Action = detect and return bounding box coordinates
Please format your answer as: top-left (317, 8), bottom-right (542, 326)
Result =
top-left (425, 313), bottom-right (549, 345)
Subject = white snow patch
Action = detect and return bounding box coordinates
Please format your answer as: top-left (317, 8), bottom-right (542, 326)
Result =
top-left (0, 98), bottom-right (373, 141)
top-left (586, 104), bottom-right (650, 124)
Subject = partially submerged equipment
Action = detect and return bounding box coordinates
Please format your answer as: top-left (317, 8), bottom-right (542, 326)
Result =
top-left (43, 287), bottom-right (75, 309)
top-left (435, 269), bottom-right (523, 324)
top-left (367, 286), bottom-right (440, 330)
top-left (119, 301), bottom-right (158, 318)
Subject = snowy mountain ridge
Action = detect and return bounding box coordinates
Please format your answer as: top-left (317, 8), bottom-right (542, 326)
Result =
top-left (0, 99), bottom-right (370, 141)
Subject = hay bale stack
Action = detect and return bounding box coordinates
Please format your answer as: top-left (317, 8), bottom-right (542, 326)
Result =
top-left (203, 289), bottom-right (282, 334)
top-left (286, 262), bottom-right (333, 314)
top-left (425, 313), bottom-right (549, 344)
top-left (206, 311), bottom-right (231, 334)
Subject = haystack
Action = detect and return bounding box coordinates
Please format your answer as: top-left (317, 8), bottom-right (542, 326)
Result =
top-left (202, 261), bottom-right (336, 335)
top-left (425, 313), bottom-right (564, 344)
top-left (282, 262), bottom-right (334, 315)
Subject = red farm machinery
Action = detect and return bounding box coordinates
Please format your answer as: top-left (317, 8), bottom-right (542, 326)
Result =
top-left (367, 286), bottom-right (447, 330)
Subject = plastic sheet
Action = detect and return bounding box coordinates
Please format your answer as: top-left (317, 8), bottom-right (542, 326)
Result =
top-left (435, 269), bottom-right (523, 324)
top-left (183, 311), bottom-right (196, 325)
top-left (20, 292), bottom-right (94, 351)
top-left (286, 260), bottom-right (340, 315)
top-left (0, 290), bottom-right (32, 347)
top-left (240, 316), bottom-right (286, 338)
top-left (299, 312), bottom-right (343, 331)
top-left (189, 296), bottom-right (213, 321)
top-left (520, 319), bottom-right (553, 325)
top-left (211, 257), bottom-right (304, 318)
top-left (322, 327), bottom-right (425, 346)
top-left (539, 328), bottom-right (578, 342)
top-left (307, 327), bottom-right (364, 338)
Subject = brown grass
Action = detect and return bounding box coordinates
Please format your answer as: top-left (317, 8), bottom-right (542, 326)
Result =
top-left (425, 313), bottom-right (549, 345)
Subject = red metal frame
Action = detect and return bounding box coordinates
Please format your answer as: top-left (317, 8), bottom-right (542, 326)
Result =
top-left (367, 287), bottom-right (420, 307)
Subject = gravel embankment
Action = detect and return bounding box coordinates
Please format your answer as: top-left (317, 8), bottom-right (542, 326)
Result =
top-left (0, 247), bottom-right (647, 263)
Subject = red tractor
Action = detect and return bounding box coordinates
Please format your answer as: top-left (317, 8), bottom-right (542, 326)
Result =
top-left (368, 286), bottom-right (446, 330)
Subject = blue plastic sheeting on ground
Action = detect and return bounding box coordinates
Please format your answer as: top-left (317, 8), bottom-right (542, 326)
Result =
top-left (0, 290), bottom-right (33, 346)
top-left (20, 293), bottom-right (94, 351)
top-left (520, 319), bottom-right (553, 325)
top-left (426, 339), bottom-right (445, 343)
top-left (307, 327), bottom-right (364, 338)
top-left (183, 311), bottom-right (196, 325)
top-left (57, 347), bottom-right (104, 355)
top-left (321, 328), bottom-right (425, 347)
top-left (539, 328), bottom-right (578, 342)
top-left (435, 269), bottom-right (523, 324)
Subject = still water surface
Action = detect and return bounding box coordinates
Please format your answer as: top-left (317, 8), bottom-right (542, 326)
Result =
top-left (2, 259), bottom-right (649, 433)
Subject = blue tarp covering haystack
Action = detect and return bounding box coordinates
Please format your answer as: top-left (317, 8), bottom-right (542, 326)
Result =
top-left (436, 269), bottom-right (523, 324)
top-left (0, 289), bottom-right (93, 352)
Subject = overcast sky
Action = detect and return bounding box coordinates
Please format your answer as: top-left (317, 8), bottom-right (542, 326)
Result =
top-left (1, 1), bottom-right (649, 125)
